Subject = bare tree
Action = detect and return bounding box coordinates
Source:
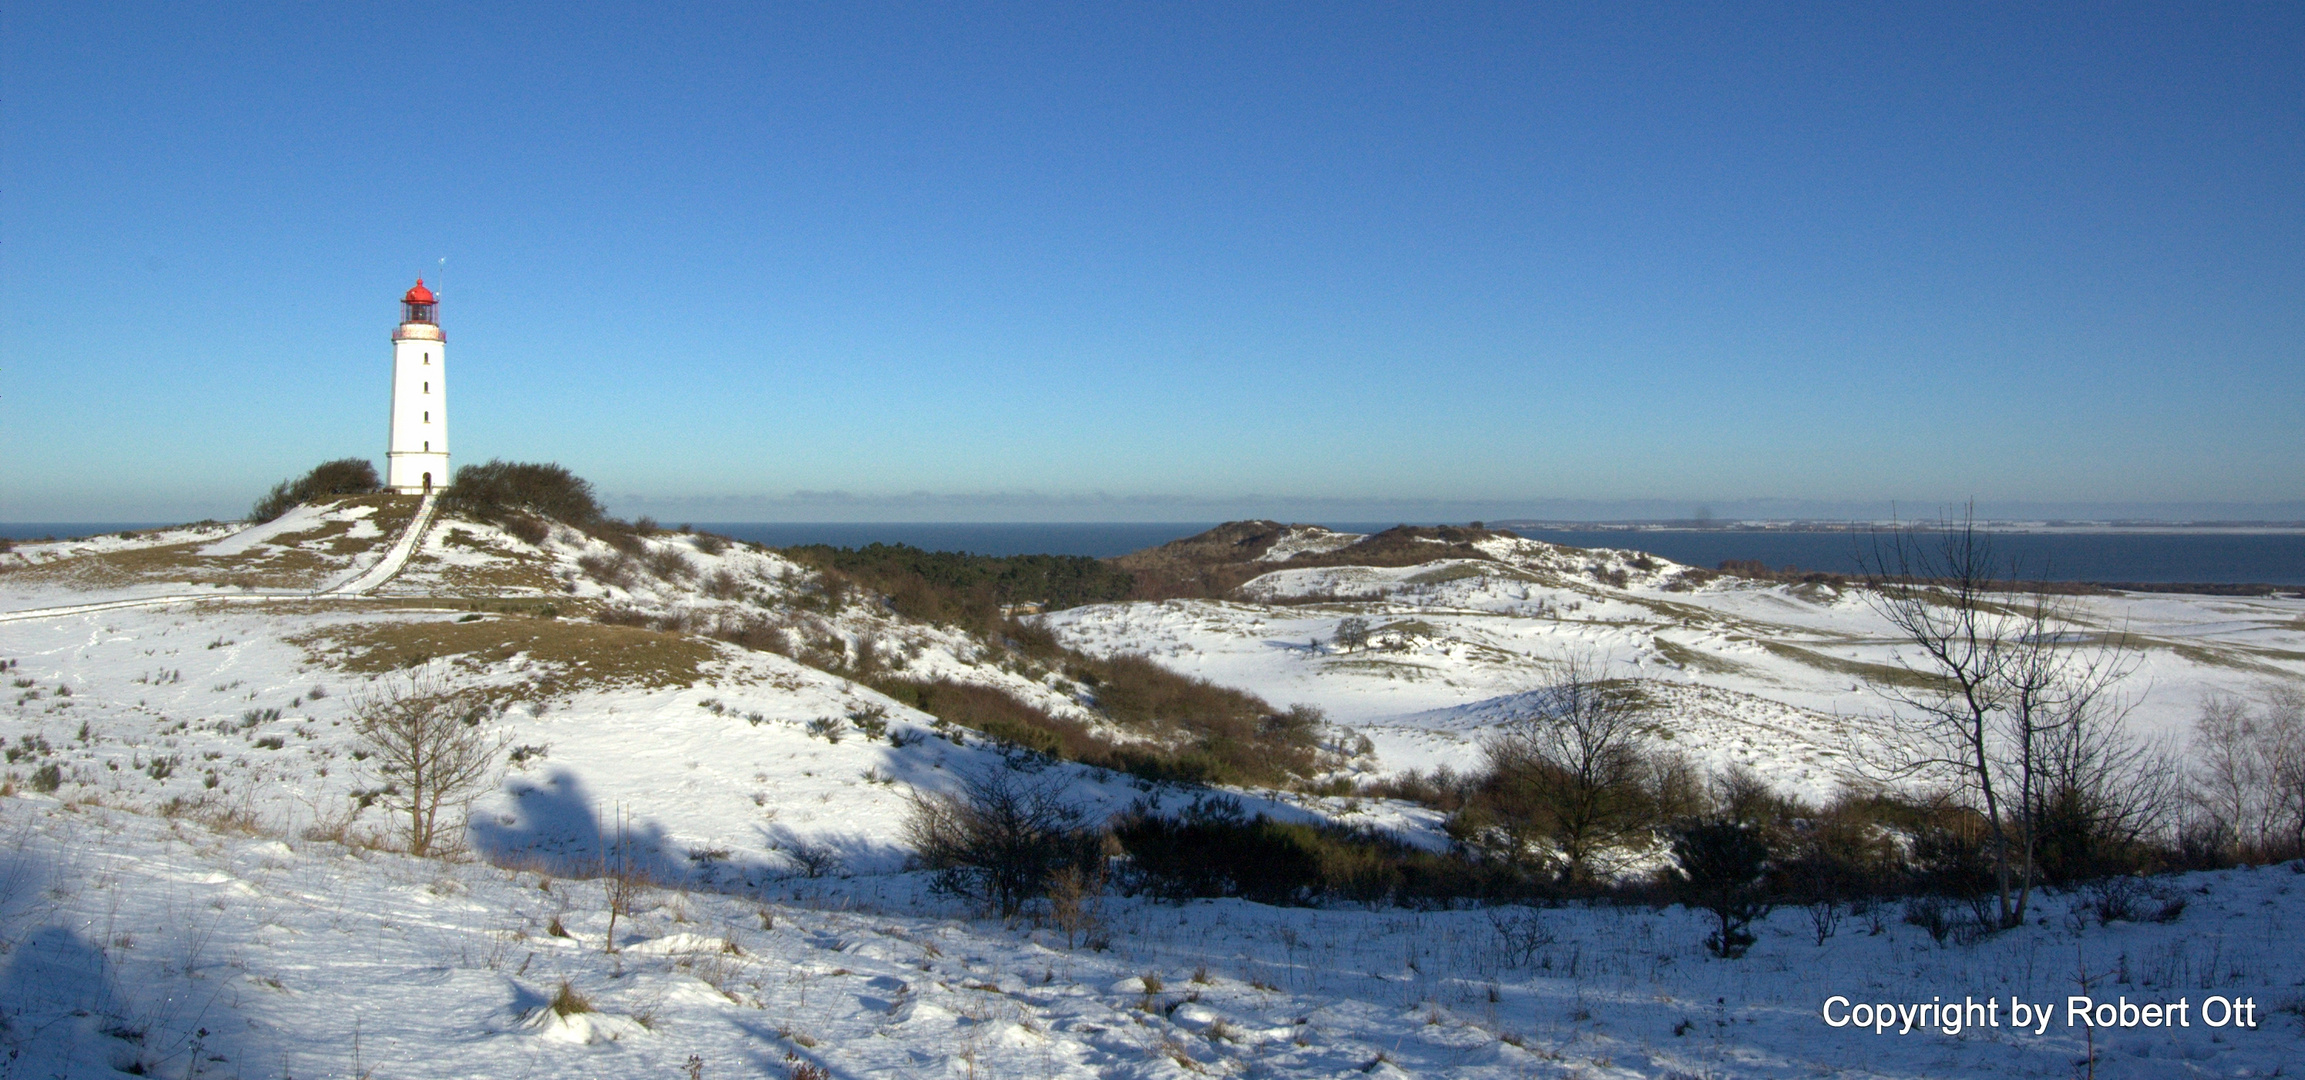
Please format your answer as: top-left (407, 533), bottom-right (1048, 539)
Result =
top-left (1860, 511), bottom-right (2021, 923)
top-left (1333, 617), bottom-right (1372, 654)
top-left (2000, 591), bottom-right (2159, 912)
top-left (1860, 508), bottom-right (2153, 927)
top-left (1462, 653), bottom-right (1665, 885)
top-left (2272, 684), bottom-right (2305, 857)
top-left (2191, 683), bottom-right (2305, 862)
top-left (350, 669), bottom-right (509, 857)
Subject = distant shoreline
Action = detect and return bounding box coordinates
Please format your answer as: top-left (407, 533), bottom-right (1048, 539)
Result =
top-left (9, 519), bottom-right (2305, 539)
top-left (7, 520), bottom-right (2301, 589)
top-left (1488, 520), bottom-right (2305, 535)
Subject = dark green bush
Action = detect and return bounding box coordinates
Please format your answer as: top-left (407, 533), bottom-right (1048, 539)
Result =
top-left (904, 766), bottom-right (1104, 917)
top-left (777, 543), bottom-right (1135, 627)
top-left (1670, 819), bottom-right (1773, 958)
top-left (1115, 798), bottom-right (1517, 907)
top-left (875, 669), bottom-right (1323, 790)
top-left (250, 458), bottom-right (382, 521)
top-left (441, 460), bottom-right (606, 529)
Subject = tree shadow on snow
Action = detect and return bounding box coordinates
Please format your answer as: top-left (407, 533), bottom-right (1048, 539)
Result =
top-left (470, 768), bottom-right (909, 897)
top-left (470, 768), bottom-right (687, 883)
top-left (0, 923), bottom-right (199, 1076)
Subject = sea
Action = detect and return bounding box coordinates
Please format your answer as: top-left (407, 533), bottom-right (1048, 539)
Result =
top-left (5, 521), bottom-right (2300, 586)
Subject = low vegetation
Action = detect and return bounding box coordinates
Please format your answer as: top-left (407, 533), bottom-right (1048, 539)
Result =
top-left (1114, 522), bottom-right (1514, 601)
top-left (1114, 796), bottom-right (1516, 907)
top-left (775, 543), bottom-right (1135, 629)
top-left (941, 618), bottom-right (1324, 786)
top-left (904, 767), bottom-right (1105, 918)
top-left (287, 612), bottom-right (725, 698)
top-left (1445, 667), bottom-right (1700, 887)
top-left (441, 459), bottom-right (645, 548)
top-left (875, 659), bottom-right (1326, 790)
top-left (250, 458), bottom-right (382, 522)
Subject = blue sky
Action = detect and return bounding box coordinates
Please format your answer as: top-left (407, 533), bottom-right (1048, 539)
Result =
top-left (4, 2), bottom-right (2299, 522)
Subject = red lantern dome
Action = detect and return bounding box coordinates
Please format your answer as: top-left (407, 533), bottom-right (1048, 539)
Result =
top-left (400, 278), bottom-right (438, 325)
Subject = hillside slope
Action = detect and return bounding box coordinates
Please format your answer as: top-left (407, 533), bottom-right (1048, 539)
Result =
top-left (4, 511), bottom-right (2301, 1078)
top-left (1056, 523), bottom-right (2305, 802)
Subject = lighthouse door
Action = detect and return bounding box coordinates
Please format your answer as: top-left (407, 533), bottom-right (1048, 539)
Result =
top-left (423, 472), bottom-right (432, 493)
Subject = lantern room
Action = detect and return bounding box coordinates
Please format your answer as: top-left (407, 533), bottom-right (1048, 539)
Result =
top-left (401, 278), bottom-right (438, 325)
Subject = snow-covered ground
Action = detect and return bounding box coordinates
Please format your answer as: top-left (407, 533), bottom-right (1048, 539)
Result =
top-left (1047, 546), bottom-right (2305, 802)
top-left (4, 510), bottom-right (2301, 1077)
top-left (7, 795), bottom-right (2300, 1079)
top-left (1, 498), bottom-right (422, 609)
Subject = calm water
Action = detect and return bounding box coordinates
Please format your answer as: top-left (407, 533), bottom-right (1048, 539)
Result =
top-left (1508, 530), bottom-right (2305, 586)
top-left (0, 523), bottom-right (175, 542)
top-left (698, 522), bottom-right (1217, 558)
top-left (708, 523), bottom-right (2305, 584)
top-left (7, 521), bottom-right (2298, 584)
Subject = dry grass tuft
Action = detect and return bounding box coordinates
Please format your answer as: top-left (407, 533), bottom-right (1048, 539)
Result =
top-left (548, 980), bottom-right (592, 1016)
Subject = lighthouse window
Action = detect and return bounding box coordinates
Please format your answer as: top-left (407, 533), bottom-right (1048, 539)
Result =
top-left (423, 411), bottom-right (429, 422)
top-left (422, 382), bottom-right (428, 393)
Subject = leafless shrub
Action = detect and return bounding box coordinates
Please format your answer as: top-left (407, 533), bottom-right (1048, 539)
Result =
top-left (1259, 589), bottom-right (1388, 606)
top-left (349, 670), bottom-right (509, 857)
top-left (590, 605), bottom-right (650, 628)
top-left (1659, 568), bottom-right (1718, 592)
top-left (1806, 897), bottom-right (1845, 945)
top-left (1485, 907), bottom-right (1556, 967)
top-left (2084, 875), bottom-right (2149, 925)
top-left (601, 806), bottom-right (651, 951)
top-left (904, 766), bottom-right (1101, 918)
top-left (250, 457), bottom-right (380, 522)
top-left (700, 568), bottom-right (747, 599)
top-left (645, 547), bottom-right (696, 581)
top-left (1451, 653), bottom-right (1683, 885)
top-left (1904, 895), bottom-right (1957, 945)
top-left (578, 553), bottom-right (639, 590)
top-left (1046, 861), bottom-right (1110, 949)
top-left (779, 840), bottom-right (843, 879)
top-left (502, 515), bottom-right (551, 545)
top-left (444, 460), bottom-right (606, 528)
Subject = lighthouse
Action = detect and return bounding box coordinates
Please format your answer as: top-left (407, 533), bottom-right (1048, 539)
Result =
top-left (386, 279), bottom-right (449, 494)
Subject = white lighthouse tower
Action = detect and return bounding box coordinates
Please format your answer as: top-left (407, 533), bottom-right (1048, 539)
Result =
top-left (386, 279), bottom-right (450, 494)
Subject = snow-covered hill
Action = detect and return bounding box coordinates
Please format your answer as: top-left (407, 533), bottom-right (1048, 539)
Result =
top-left (1048, 532), bottom-right (2305, 803)
top-left (4, 509), bottom-right (2300, 1077)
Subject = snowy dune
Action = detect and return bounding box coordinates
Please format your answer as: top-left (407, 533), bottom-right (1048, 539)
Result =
top-left (3, 507), bottom-right (2301, 1077)
top-left (1052, 537), bottom-right (2304, 780)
